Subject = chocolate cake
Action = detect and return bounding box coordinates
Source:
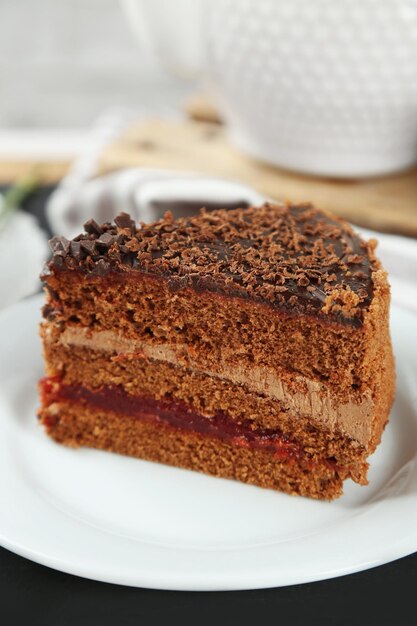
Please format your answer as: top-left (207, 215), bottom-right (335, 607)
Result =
top-left (38, 203), bottom-right (395, 500)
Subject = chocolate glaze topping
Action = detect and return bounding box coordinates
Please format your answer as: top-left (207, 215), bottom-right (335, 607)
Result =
top-left (43, 203), bottom-right (378, 326)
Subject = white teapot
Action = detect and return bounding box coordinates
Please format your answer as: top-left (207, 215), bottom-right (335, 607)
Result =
top-left (122, 0), bottom-right (417, 178)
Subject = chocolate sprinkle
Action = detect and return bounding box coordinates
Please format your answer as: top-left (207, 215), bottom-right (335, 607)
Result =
top-left (80, 239), bottom-right (97, 256)
top-left (84, 219), bottom-right (102, 235)
top-left (70, 240), bottom-right (82, 259)
top-left (49, 236), bottom-right (70, 255)
top-left (114, 212), bottom-right (135, 232)
top-left (83, 219), bottom-right (102, 236)
top-left (90, 258), bottom-right (111, 276)
top-left (96, 232), bottom-right (116, 249)
top-left (42, 203), bottom-right (379, 326)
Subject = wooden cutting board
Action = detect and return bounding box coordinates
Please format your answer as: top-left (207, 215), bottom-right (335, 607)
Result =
top-left (98, 117), bottom-right (417, 237)
top-left (0, 161), bottom-right (69, 186)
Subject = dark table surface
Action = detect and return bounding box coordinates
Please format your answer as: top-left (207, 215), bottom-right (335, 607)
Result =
top-left (2, 186), bottom-right (416, 625)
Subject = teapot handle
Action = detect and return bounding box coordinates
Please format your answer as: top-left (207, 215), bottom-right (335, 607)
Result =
top-left (120, 0), bottom-right (206, 80)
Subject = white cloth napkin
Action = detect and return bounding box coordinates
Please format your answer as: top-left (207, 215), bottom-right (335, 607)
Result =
top-left (0, 208), bottom-right (48, 310)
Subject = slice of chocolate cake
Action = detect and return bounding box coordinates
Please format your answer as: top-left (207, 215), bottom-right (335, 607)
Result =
top-left (39, 203), bottom-right (395, 500)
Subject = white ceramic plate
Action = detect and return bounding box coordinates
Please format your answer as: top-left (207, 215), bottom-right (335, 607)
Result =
top-left (0, 291), bottom-right (416, 591)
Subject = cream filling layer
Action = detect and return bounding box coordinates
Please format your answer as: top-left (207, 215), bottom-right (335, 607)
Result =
top-left (53, 326), bottom-right (373, 446)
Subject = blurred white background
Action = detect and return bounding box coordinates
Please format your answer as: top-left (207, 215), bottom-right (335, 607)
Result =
top-left (0, 0), bottom-right (189, 129)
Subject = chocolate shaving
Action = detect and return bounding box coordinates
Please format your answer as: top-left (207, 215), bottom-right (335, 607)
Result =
top-left (83, 219), bottom-right (102, 236)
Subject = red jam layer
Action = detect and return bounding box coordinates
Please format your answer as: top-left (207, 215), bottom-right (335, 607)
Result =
top-left (40, 377), bottom-right (335, 468)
